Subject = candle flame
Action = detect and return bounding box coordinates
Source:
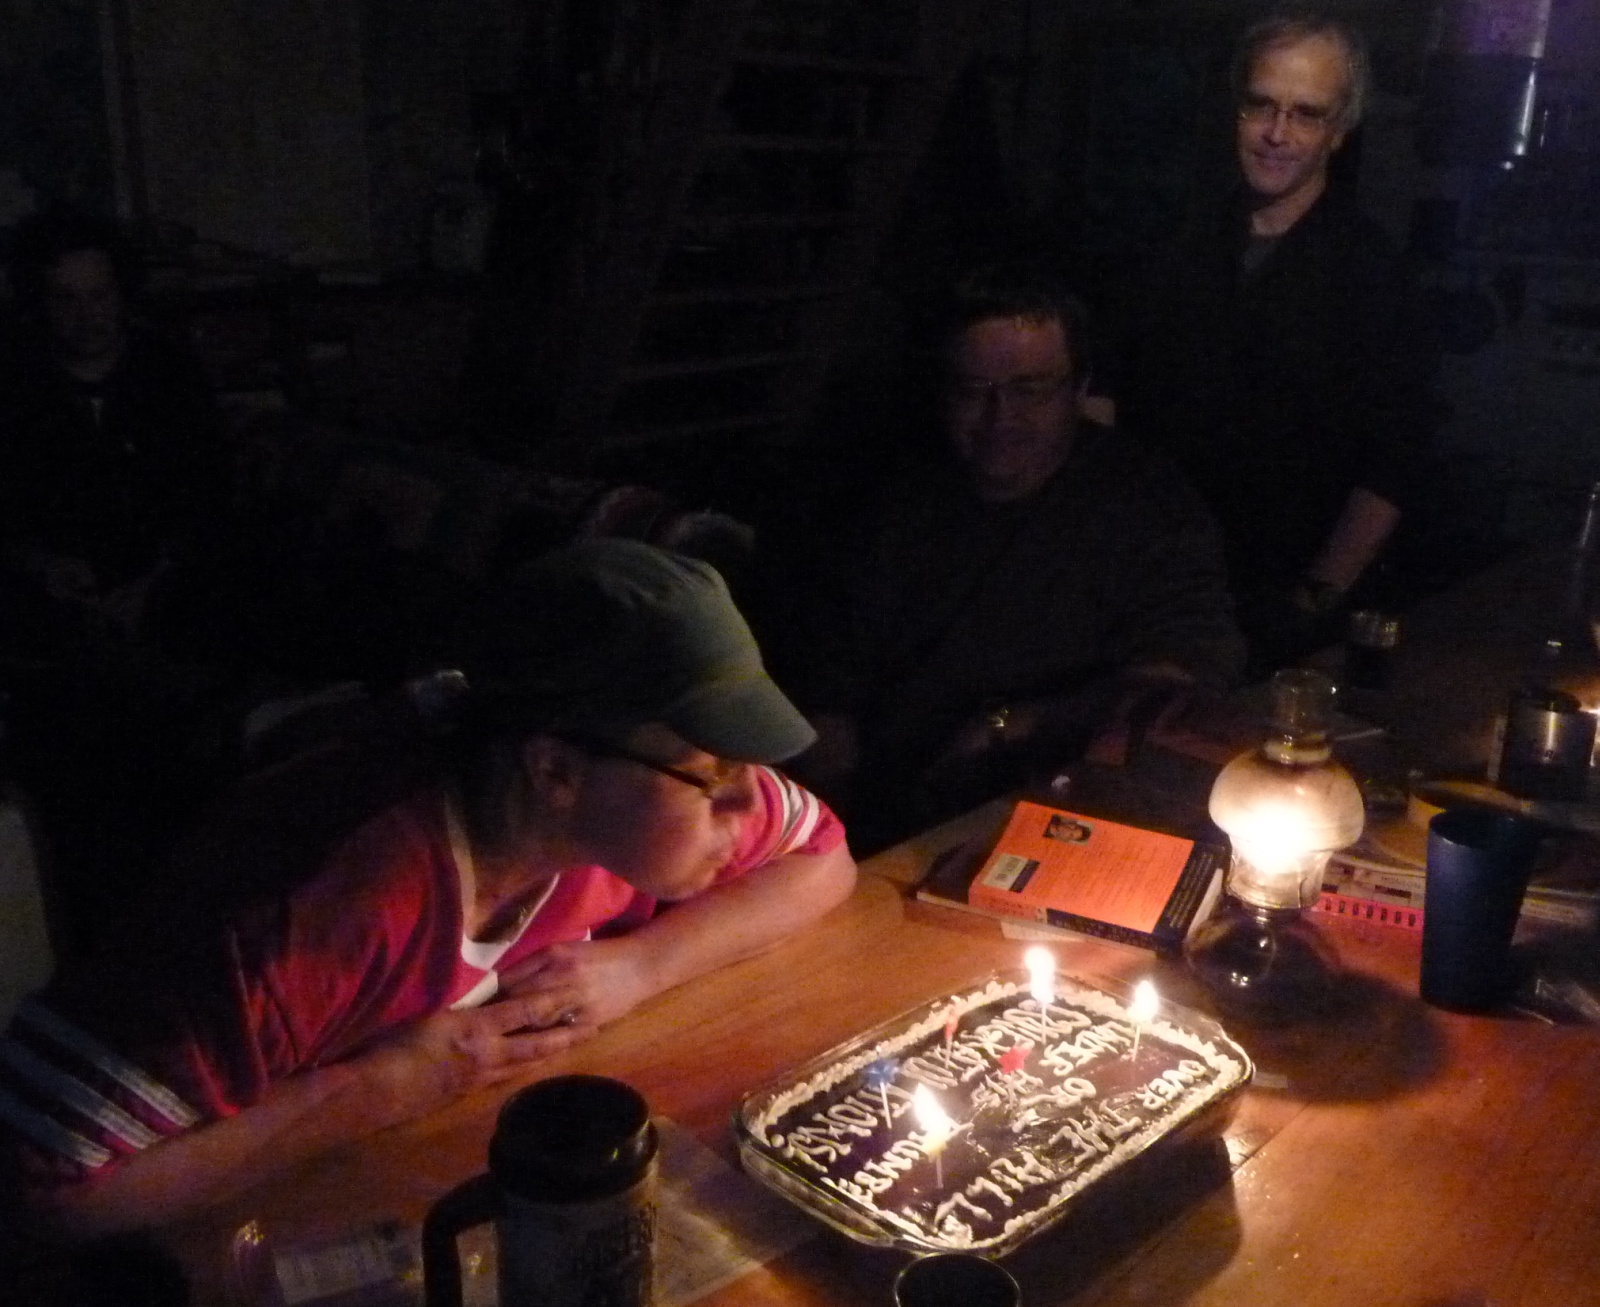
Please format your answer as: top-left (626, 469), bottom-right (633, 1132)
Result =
top-left (1128, 979), bottom-right (1160, 1024)
top-left (912, 1083), bottom-right (954, 1148)
top-left (1024, 945), bottom-right (1055, 1007)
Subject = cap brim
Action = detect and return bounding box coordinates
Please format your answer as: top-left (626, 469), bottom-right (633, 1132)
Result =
top-left (668, 672), bottom-right (817, 764)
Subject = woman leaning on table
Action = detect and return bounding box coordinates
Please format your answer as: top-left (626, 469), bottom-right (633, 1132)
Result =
top-left (0, 539), bottom-right (856, 1241)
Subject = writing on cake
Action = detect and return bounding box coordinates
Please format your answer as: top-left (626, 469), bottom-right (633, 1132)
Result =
top-left (750, 978), bottom-right (1248, 1250)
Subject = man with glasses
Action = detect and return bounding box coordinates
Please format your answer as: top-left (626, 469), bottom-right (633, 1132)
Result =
top-left (772, 264), bottom-right (1244, 853)
top-left (1109, 10), bottom-right (1436, 666)
top-left (1, 539), bottom-right (855, 1239)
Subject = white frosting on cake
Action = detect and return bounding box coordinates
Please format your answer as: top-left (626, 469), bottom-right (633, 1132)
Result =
top-left (747, 978), bottom-right (1248, 1251)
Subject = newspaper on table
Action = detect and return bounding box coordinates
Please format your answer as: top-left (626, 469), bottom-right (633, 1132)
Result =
top-left (246, 1117), bottom-right (815, 1307)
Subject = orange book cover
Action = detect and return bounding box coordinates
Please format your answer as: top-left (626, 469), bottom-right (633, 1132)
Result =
top-left (967, 800), bottom-right (1211, 939)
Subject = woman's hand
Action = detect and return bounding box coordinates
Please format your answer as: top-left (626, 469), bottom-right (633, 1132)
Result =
top-left (498, 937), bottom-right (658, 1031)
top-left (500, 845), bottom-right (857, 1033)
top-left (362, 997), bottom-right (594, 1126)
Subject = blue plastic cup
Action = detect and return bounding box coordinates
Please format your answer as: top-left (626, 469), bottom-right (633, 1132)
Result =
top-left (1421, 808), bottom-right (1543, 1011)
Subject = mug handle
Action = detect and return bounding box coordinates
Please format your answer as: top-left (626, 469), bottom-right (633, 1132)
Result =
top-left (421, 1173), bottom-right (501, 1307)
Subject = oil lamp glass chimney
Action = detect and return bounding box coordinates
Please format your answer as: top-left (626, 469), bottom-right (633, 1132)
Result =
top-left (1187, 669), bottom-right (1365, 1022)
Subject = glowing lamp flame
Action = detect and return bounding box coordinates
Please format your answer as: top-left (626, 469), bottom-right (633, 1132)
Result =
top-left (1024, 946), bottom-right (1056, 1007)
top-left (1235, 799), bottom-right (1323, 877)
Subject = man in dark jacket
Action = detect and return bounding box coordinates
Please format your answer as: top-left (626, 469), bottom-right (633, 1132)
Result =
top-left (772, 266), bottom-right (1244, 852)
top-left (1111, 11), bottom-right (1436, 664)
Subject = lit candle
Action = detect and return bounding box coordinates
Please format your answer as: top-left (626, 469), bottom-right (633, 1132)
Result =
top-left (912, 1083), bottom-right (955, 1189)
top-left (1024, 945), bottom-right (1056, 1011)
top-left (1127, 979), bottom-right (1160, 1062)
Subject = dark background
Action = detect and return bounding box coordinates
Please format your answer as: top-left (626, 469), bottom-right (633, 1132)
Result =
top-left (3, 0), bottom-right (1598, 549)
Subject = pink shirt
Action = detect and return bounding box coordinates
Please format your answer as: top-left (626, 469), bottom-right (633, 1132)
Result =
top-left (0, 766), bottom-right (841, 1183)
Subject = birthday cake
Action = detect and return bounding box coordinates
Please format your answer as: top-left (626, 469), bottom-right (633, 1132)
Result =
top-left (737, 972), bottom-right (1251, 1255)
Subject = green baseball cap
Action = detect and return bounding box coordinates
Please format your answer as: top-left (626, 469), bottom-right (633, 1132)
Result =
top-left (462, 538), bottom-right (816, 764)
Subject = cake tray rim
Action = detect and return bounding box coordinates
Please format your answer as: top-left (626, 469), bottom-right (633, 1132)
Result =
top-left (733, 968), bottom-right (1253, 1257)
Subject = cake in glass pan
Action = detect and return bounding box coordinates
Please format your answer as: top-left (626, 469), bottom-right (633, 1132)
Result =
top-left (737, 970), bottom-right (1251, 1255)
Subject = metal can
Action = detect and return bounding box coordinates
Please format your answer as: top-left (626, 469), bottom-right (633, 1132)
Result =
top-left (1499, 687), bottom-right (1596, 801)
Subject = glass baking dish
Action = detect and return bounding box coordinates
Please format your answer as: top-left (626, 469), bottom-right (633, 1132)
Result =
top-left (735, 969), bottom-right (1252, 1257)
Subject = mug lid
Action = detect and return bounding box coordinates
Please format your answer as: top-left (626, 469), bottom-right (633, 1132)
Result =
top-left (490, 1075), bottom-right (656, 1200)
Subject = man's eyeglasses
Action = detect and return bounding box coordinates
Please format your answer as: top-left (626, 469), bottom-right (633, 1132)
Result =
top-left (1238, 93), bottom-right (1339, 135)
top-left (947, 371), bottom-right (1072, 413)
top-left (562, 735), bottom-right (746, 799)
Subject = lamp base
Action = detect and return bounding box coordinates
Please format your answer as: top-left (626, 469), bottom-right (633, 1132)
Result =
top-left (1185, 896), bottom-right (1341, 1026)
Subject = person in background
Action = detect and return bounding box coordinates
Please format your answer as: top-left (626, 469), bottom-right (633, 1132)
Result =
top-left (0, 210), bottom-right (237, 958)
top-left (0, 539), bottom-right (856, 1240)
top-left (1107, 9), bottom-right (1437, 667)
top-left (0, 208), bottom-right (227, 625)
top-left (768, 264), bottom-right (1244, 853)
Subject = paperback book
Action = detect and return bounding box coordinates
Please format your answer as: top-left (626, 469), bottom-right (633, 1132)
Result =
top-left (914, 800), bottom-right (1226, 954)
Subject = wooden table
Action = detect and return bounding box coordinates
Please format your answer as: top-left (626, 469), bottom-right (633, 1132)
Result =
top-left (158, 796), bottom-right (1600, 1307)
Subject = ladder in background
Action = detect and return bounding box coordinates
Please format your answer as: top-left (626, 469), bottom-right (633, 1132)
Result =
top-left (482, 0), bottom-right (985, 473)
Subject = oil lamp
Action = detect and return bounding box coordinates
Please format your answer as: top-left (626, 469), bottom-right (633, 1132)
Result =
top-left (1186, 669), bottom-right (1364, 1022)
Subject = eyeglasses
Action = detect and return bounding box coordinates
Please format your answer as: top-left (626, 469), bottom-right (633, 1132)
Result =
top-left (562, 735), bottom-right (746, 799)
top-left (1238, 93), bottom-right (1339, 135)
top-left (947, 371), bottom-right (1072, 413)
